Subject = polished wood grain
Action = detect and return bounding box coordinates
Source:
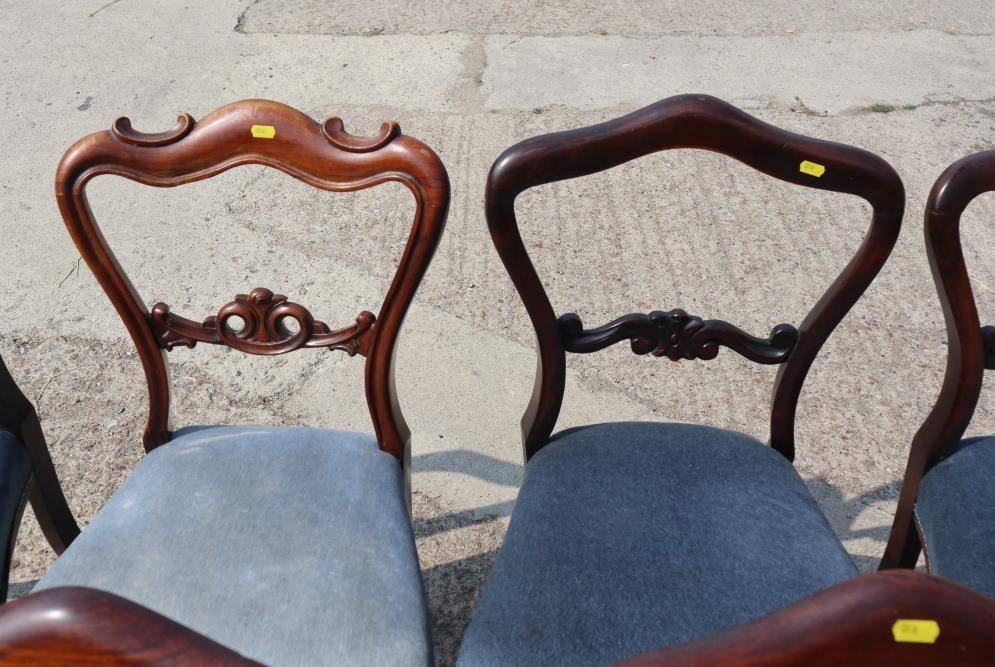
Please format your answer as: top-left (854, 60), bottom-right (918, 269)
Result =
top-left (0, 586), bottom-right (259, 665)
top-left (882, 149), bottom-right (995, 569)
top-left (55, 100), bottom-right (450, 461)
top-left (486, 94), bottom-right (904, 460)
top-left (0, 355), bottom-right (79, 569)
top-left (618, 570), bottom-right (995, 666)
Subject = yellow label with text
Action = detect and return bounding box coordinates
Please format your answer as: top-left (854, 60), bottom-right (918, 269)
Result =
top-left (799, 160), bottom-right (825, 177)
top-left (250, 125), bottom-right (276, 139)
top-left (892, 619), bottom-right (940, 644)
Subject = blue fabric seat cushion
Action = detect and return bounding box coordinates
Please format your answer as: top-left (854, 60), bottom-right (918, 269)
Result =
top-left (458, 422), bottom-right (857, 666)
top-left (36, 425), bottom-right (431, 666)
top-left (916, 435), bottom-right (995, 599)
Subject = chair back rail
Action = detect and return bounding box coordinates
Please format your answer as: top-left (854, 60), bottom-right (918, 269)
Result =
top-left (0, 586), bottom-right (259, 665)
top-left (486, 94), bottom-right (904, 461)
top-left (55, 100), bottom-right (450, 460)
top-left (618, 570), bottom-right (995, 667)
top-left (883, 148), bottom-right (995, 568)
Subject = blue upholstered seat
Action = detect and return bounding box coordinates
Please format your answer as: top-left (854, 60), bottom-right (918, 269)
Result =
top-left (916, 435), bottom-right (995, 599)
top-left (36, 426), bottom-right (431, 666)
top-left (458, 422), bottom-right (857, 666)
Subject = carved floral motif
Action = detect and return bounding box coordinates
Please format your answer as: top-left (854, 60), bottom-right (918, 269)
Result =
top-left (150, 288), bottom-right (375, 356)
top-left (559, 308), bottom-right (798, 364)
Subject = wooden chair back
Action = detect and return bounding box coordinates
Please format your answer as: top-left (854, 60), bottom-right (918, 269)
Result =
top-left (485, 94), bottom-right (904, 460)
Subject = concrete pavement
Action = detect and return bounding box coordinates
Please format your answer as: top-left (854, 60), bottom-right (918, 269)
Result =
top-left (1, 1), bottom-right (994, 662)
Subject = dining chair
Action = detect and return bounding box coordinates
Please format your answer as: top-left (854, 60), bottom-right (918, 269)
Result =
top-left (2, 99), bottom-right (449, 665)
top-left (882, 149), bottom-right (995, 600)
top-left (459, 94), bottom-right (904, 665)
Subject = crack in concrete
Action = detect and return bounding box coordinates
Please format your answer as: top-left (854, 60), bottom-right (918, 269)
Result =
top-left (234, 0), bottom-right (263, 34)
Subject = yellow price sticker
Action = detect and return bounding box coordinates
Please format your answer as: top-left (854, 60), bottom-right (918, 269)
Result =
top-left (250, 124), bottom-right (276, 139)
top-left (892, 619), bottom-right (940, 644)
top-left (799, 160), bottom-right (826, 177)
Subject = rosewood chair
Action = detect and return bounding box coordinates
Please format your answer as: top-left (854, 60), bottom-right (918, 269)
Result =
top-left (13, 100), bottom-right (449, 665)
top-left (882, 149), bottom-right (995, 598)
top-left (459, 94), bottom-right (904, 665)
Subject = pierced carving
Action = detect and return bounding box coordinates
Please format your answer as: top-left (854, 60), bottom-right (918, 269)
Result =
top-left (150, 288), bottom-right (375, 356)
top-left (559, 309), bottom-right (798, 364)
top-left (112, 113), bottom-right (195, 147)
top-left (322, 117), bottom-right (400, 153)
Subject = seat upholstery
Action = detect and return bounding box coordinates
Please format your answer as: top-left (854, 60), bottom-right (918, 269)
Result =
top-left (36, 425), bottom-right (431, 666)
top-left (916, 435), bottom-right (995, 599)
top-left (458, 422), bottom-right (857, 666)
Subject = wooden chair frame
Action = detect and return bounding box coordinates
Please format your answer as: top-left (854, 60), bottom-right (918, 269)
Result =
top-left (619, 570), bottom-right (995, 666)
top-left (0, 572), bottom-right (990, 665)
top-left (54, 100), bottom-right (450, 463)
top-left (882, 148), bottom-right (995, 569)
top-left (0, 356), bottom-right (80, 593)
top-left (485, 94), bottom-right (905, 461)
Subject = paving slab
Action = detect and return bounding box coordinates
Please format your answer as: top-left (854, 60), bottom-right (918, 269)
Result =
top-left (239, 0), bottom-right (995, 36)
top-left (483, 32), bottom-right (995, 113)
top-left (1, 1), bottom-right (994, 664)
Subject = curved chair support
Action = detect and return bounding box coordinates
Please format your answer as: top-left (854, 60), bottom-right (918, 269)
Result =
top-left (882, 149), bottom-right (995, 569)
top-left (0, 355), bottom-right (79, 565)
top-left (55, 100), bottom-right (450, 461)
top-left (0, 586), bottom-right (258, 665)
top-left (486, 94), bottom-right (904, 460)
top-left (619, 570), bottom-right (995, 666)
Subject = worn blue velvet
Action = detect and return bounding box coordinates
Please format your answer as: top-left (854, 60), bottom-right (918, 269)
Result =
top-left (458, 422), bottom-right (857, 666)
top-left (37, 426), bottom-right (431, 666)
top-left (916, 435), bottom-right (995, 599)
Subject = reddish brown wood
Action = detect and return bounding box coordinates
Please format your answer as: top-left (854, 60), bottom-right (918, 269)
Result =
top-left (618, 570), bottom-right (995, 666)
top-left (0, 355), bottom-right (79, 561)
top-left (0, 586), bottom-right (259, 665)
top-left (882, 149), bottom-right (995, 569)
top-left (150, 289), bottom-right (376, 356)
top-left (486, 94), bottom-right (904, 461)
top-left (55, 100), bottom-right (450, 460)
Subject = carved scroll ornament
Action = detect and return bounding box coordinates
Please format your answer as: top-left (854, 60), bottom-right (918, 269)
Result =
top-left (150, 288), bottom-right (375, 356)
top-left (559, 308), bottom-right (798, 364)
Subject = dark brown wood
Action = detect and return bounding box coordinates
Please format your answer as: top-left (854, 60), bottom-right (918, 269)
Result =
top-left (0, 354), bottom-right (79, 559)
top-left (486, 94), bottom-right (904, 461)
top-left (882, 149), bottom-right (995, 569)
top-left (559, 310), bottom-right (798, 363)
top-left (0, 586), bottom-right (259, 665)
top-left (55, 100), bottom-right (450, 461)
top-left (618, 570), bottom-right (995, 667)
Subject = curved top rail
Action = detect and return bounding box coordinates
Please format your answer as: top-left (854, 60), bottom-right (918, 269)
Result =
top-left (57, 99), bottom-right (446, 194)
top-left (489, 94), bottom-right (902, 212)
top-left (927, 148), bottom-right (995, 216)
top-left (620, 571), bottom-right (995, 666)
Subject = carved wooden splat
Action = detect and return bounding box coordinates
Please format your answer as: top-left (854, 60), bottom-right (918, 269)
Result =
top-left (150, 288), bottom-right (376, 357)
top-left (559, 309), bottom-right (798, 364)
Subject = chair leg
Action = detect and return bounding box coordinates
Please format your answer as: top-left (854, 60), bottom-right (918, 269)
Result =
top-left (26, 470), bottom-right (79, 556)
top-left (0, 480), bottom-right (31, 603)
top-left (880, 513), bottom-right (922, 570)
